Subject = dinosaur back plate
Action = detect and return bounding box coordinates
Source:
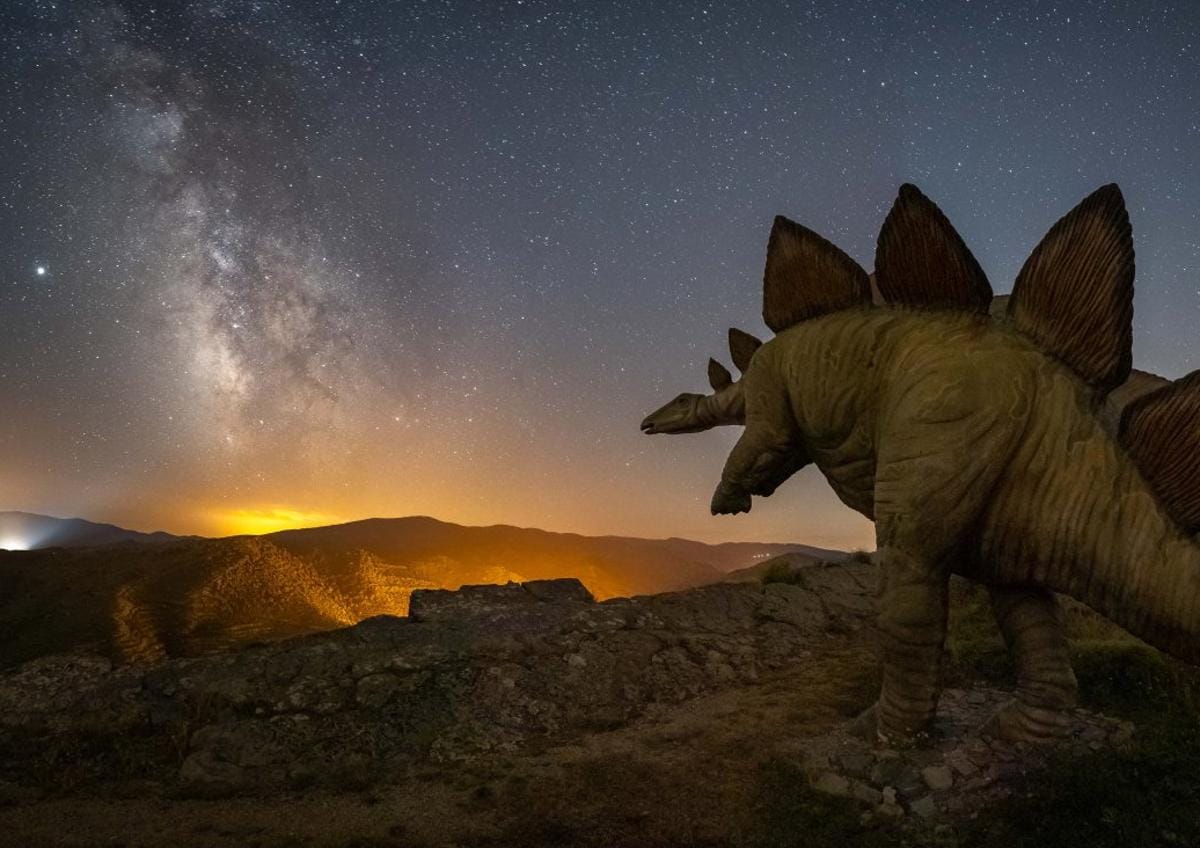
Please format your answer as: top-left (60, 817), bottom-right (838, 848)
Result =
top-left (762, 216), bottom-right (870, 333)
top-left (875, 183), bottom-right (993, 313)
top-left (1007, 184), bottom-right (1134, 393)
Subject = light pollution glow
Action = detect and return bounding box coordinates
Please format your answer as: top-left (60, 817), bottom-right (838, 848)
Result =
top-left (212, 508), bottom-right (345, 537)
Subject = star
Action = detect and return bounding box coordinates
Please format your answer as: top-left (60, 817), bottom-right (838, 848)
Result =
top-left (0, 0), bottom-right (1194, 551)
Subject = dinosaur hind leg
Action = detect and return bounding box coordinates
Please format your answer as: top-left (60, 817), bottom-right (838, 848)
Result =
top-left (985, 586), bottom-right (1078, 742)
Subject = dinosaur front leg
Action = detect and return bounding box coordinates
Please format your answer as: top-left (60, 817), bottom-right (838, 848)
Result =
top-left (711, 428), bottom-right (806, 514)
top-left (710, 362), bottom-right (807, 515)
top-left (985, 586), bottom-right (1078, 742)
top-left (861, 371), bottom-right (1024, 744)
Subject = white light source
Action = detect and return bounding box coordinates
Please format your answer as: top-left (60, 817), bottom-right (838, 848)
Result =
top-left (0, 537), bottom-right (29, 551)
top-left (35, 266), bottom-right (46, 277)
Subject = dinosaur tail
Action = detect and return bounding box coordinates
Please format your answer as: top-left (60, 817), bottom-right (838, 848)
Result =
top-left (1085, 521), bottom-right (1200, 666)
top-left (1119, 369), bottom-right (1200, 535)
top-left (987, 382), bottom-right (1200, 666)
top-left (1099, 368), bottom-right (1200, 663)
top-left (1045, 476), bottom-right (1200, 666)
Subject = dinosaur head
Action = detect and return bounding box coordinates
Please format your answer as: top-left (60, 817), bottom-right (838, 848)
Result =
top-left (640, 328), bottom-right (763, 435)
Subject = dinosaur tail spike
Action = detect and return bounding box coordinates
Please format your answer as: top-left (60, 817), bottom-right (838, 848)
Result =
top-left (1007, 184), bottom-right (1135, 393)
top-left (1120, 370), bottom-right (1200, 534)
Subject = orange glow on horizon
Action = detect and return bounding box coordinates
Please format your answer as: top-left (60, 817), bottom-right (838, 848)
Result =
top-left (213, 507), bottom-right (344, 537)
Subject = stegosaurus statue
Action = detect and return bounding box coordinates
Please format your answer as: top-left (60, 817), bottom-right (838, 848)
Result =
top-left (640, 184), bottom-right (1200, 745)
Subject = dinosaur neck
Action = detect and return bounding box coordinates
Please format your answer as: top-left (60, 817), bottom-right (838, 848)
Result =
top-left (695, 388), bottom-right (744, 428)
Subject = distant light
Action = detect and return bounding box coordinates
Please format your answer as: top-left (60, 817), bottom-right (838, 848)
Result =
top-left (35, 266), bottom-right (46, 277)
top-left (0, 537), bottom-right (29, 551)
top-left (214, 507), bottom-right (340, 536)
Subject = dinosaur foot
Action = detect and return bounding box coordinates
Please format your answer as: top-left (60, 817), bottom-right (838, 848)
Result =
top-left (980, 700), bottom-right (1072, 744)
top-left (710, 483), bottom-right (751, 515)
top-left (847, 703), bottom-right (879, 743)
top-left (848, 703), bottom-right (933, 749)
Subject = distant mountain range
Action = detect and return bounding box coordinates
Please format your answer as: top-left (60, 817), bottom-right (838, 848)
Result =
top-left (0, 512), bottom-right (848, 668)
top-left (0, 511), bottom-right (178, 549)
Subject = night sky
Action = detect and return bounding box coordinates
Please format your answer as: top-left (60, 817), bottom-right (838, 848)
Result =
top-left (1, 1), bottom-right (1197, 548)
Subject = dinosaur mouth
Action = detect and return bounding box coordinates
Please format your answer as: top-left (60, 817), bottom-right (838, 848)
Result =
top-left (640, 418), bottom-right (657, 433)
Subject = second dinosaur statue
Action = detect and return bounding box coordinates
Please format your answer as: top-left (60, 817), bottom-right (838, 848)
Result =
top-left (641, 184), bottom-right (1200, 744)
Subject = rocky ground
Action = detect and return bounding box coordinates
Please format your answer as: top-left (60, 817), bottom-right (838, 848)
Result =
top-left (796, 685), bottom-right (1134, 825)
top-left (0, 561), bottom-right (1184, 847)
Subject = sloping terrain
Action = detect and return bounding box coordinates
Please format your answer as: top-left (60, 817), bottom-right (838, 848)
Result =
top-left (1, 560), bottom-right (1193, 848)
top-left (0, 538), bottom-right (363, 666)
top-left (0, 517), bottom-right (838, 667)
top-left (0, 562), bottom-right (883, 848)
top-left (263, 516), bottom-right (839, 597)
top-left (724, 549), bottom-right (870, 583)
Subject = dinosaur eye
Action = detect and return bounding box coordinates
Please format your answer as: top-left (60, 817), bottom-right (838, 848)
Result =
top-left (675, 396), bottom-right (688, 406)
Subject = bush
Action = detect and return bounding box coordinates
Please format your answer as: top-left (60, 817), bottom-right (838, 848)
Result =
top-left (966, 707), bottom-right (1200, 847)
top-left (760, 560), bottom-right (804, 585)
top-left (960, 605), bottom-right (1200, 848)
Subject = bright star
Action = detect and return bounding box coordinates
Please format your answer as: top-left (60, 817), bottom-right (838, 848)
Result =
top-left (35, 266), bottom-right (46, 277)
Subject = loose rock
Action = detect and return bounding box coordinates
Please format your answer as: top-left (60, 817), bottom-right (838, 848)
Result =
top-left (922, 765), bottom-right (954, 791)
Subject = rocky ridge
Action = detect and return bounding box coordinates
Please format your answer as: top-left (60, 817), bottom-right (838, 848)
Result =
top-left (0, 517), bottom-right (835, 668)
top-left (0, 564), bottom-right (875, 800)
top-left (0, 560), bottom-right (1137, 838)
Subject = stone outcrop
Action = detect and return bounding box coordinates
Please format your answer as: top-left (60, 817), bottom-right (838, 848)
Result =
top-left (0, 565), bottom-right (877, 800)
top-left (0, 562), bottom-right (1143, 838)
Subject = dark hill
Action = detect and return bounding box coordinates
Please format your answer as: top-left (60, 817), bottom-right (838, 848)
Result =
top-left (0, 515), bottom-right (841, 667)
top-left (264, 516), bottom-right (841, 596)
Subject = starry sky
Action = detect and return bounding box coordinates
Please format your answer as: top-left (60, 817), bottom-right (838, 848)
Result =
top-left (1, 1), bottom-right (1198, 548)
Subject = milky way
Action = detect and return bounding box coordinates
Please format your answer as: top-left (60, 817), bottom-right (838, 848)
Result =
top-left (90, 4), bottom-right (371, 454)
top-left (1, 1), bottom-right (1198, 545)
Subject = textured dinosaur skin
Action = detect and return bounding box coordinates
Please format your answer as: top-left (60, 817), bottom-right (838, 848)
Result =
top-left (640, 326), bottom-right (1170, 743)
top-left (710, 306), bottom-right (1198, 742)
top-left (641, 185), bottom-right (1199, 746)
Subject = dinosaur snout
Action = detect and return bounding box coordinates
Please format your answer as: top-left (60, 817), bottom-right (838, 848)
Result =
top-left (641, 393), bottom-right (707, 435)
